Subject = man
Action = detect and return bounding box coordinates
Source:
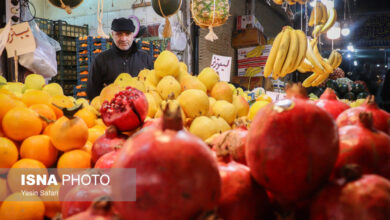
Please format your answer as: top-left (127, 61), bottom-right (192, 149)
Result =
top-left (87, 17), bottom-right (153, 99)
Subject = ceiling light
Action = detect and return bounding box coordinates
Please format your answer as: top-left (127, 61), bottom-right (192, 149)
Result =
top-left (353, 60), bottom-right (358, 66)
top-left (341, 22), bottom-right (350, 36)
top-left (347, 54), bottom-right (351, 58)
top-left (327, 22), bottom-right (341, 40)
top-left (386, 65), bottom-right (388, 68)
top-left (377, 64), bottom-right (380, 67)
top-left (347, 44), bottom-right (354, 52)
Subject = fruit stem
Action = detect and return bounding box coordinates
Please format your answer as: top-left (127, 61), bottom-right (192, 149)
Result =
top-left (91, 196), bottom-right (113, 215)
top-left (162, 103), bottom-right (183, 131)
top-left (358, 112), bottom-right (374, 129)
top-left (53, 103), bottom-right (83, 119)
top-left (285, 83), bottom-right (308, 99)
top-left (364, 95), bottom-right (376, 106)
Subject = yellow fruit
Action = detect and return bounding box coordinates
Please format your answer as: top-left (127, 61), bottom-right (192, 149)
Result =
top-left (178, 89), bottom-right (209, 119)
top-left (149, 90), bottom-right (162, 106)
top-left (0, 76), bottom-right (6, 85)
top-left (210, 116), bottom-right (231, 133)
top-left (7, 159), bottom-right (48, 193)
top-left (90, 96), bottom-right (102, 112)
top-left (3, 82), bottom-right (24, 94)
top-left (52, 95), bottom-right (74, 109)
top-left (157, 76), bottom-right (181, 99)
top-left (0, 137), bottom-right (19, 173)
top-left (248, 100), bottom-right (270, 120)
top-left (25, 74), bottom-right (45, 90)
top-left (177, 69), bottom-right (190, 84)
top-left (179, 62), bottom-right (188, 72)
top-left (198, 67), bottom-right (220, 91)
top-left (146, 69), bottom-right (161, 86)
top-left (100, 84), bottom-right (122, 103)
top-left (211, 82), bottom-right (234, 103)
top-left (75, 107), bottom-right (97, 128)
top-left (145, 93), bottom-right (158, 118)
top-left (208, 97), bottom-right (217, 116)
top-left (189, 116), bottom-right (218, 141)
top-left (76, 98), bottom-right (89, 108)
top-left (138, 69), bottom-right (151, 81)
top-left (181, 75), bottom-right (207, 92)
top-left (21, 89), bottom-right (52, 106)
top-left (212, 100), bottom-right (237, 124)
top-left (232, 95), bottom-right (250, 117)
top-left (42, 83), bottom-right (64, 96)
top-left (114, 73), bottom-right (133, 84)
top-left (88, 125), bottom-right (106, 143)
top-left (0, 192), bottom-right (45, 220)
top-left (154, 50), bottom-right (180, 78)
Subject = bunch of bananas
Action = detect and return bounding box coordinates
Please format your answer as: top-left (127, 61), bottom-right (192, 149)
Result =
top-left (309, 2), bottom-right (328, 27)
top-left (311, 7), bottom-right (337, 37)
top-left (300, 38), bottom-right (342, 87)
top-left (264, 26), bottom-right (308, 80)
top-left (273, 0), bottom-right (308, 5)
top-left (246, 45), bottom-right (265, 58)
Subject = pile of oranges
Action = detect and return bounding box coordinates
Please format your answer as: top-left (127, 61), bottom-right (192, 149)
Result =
top-left (0, 88), bottom-right (105, 219)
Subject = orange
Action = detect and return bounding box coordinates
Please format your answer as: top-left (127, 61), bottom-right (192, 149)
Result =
top-left (0, 93), bottom-right (26, 124)
top-left (50, 116), bottom-right (88, 151)
top-left (40, 185), bottom-right (61, 218)
top-left (29, 104), bottom-right (56, 130)
top-left (0, 178), bottom-right (9, 202)
top-left (0, 192), bottom-right (45, 220)
top-left (75, 107), bottom-right (97, 128)
top-left (2, 107), bottom-right (42, 141)
top-left (52, 95), bottom-right (74, 109)
top-left (57, 150), bottom-right (91, 177)
top-left (88, 125), bottom-right (106, 144)
top-left (256, 94), bottom-right (273, 103)
top-left (21, 89), bottom-right (52, 106)
top-left (20, 135), bottom-right (58, 168)
top-left (0, 127), bottom-right (4, 137)
top-left (0, 137), bottom-right (19, 174)
top-left (7, 158), bottom-right (47, 193)
top-left (49, 104), bottom-right (63, 119)
top-left (43, 123), bottom-right (53, 136)
top-left (81, 141), bottom-right (93, 154)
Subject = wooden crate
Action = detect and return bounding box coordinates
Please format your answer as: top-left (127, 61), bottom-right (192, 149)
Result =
top-left (231, 76), bottom-right (273, 91)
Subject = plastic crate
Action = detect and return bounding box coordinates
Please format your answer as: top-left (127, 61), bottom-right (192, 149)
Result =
top-left (54, 20), bottom-right (89, 38)
top-left (34, 17), bottom-right (54, 36)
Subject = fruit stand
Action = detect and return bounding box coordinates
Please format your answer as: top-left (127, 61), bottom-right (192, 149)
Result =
top-left (1, 0), bottom-right (390, 219)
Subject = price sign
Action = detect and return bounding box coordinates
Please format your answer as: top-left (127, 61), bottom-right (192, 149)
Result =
top-left (210, 54), bottom-right (232, 82)
top-left (3, 22), bottom-right (36, 58)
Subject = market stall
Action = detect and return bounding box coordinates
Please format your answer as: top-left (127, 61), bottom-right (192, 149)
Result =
top-left (0, 0), bottom-right (390, 219)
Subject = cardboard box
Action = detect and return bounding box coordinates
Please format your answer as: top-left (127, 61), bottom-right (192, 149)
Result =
top-left (237, 45), bottom-right (271, 60)
top-left (232, 28), bottom-right (266, 48)
top-left (236, 15), bottom-right (264, 32)
top-left (236, 45), bottom-right (271, 77)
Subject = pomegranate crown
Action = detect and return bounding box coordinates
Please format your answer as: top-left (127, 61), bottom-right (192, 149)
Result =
top-left (285, 83), bottom-right (308, 99)
top-left (358, 112), bottom-right (374, 129)
top-left (162, 103), bottom-right (183, 131)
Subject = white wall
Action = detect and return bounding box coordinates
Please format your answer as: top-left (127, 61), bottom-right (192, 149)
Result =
top-left (30, 0), bottom-right (165, 36)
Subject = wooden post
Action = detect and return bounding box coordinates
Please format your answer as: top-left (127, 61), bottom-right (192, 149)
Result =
top-left (13, 50), bottom-right (18, 82)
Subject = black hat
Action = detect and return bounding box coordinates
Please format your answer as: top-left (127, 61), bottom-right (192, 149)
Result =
top-left (111, 18), bottom-right (135, 32)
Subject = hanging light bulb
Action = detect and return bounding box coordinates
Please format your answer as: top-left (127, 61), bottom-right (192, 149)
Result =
top-left (310, 0), bottom-right (316, 7)
top-left (327, 21), bottom-right (341, 40)
top-left (321, 0), bottom-right (335, 8)
top-left (341, 22), bottom-right (350, 36)
top-left (347, 43), bottom-right (354, 52)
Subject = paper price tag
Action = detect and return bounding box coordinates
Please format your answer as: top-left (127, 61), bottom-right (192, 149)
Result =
top-left (210, 54), bottom-right (232, 82)
top-left (3, 22), bottom-right (36, 58)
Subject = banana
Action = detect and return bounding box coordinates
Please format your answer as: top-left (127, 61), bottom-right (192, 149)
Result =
top-left (280, 29), bottom-right (299, 77)
top-left (311, 73), bottom-right (329, 86)
top-left (321, 8), bottom-right (337, 34)
top-left (273, 27), bottom-right (292, 79)
top-left (245, 67), bottom-right (263, 77)
top-left (273, 0), bottom-right (283, 5)
top-left (246, 46), bottom-right (264, 58)
top-left (309, 4), bottom-right (323, 26)
top-left (292, 30), bottom-right (308, 72)
top-left (312, 38), bottom-right (334, 74)
top-left (264, 29), bottom-right (284, 78)
top-left (299, 58), bottom-right (314, 72)
top-left (312, 24), bottom-right (324, 38)
top-left (297, 66), bottom-right (309, 73)
top-left (319, 2), bottom-right (328, 24)
top-left (335, 52), bottom-right (342, 68)
top-left (327, 50), bottom-right (336, 67)
top-left (305, 38), bottom-right (325, 74)
top-left (302, 73), bottom-right (320, 87)
top-left (287, 0), bottom-right (296, 5)
top-left (296, 0), bottom-right (306, 4)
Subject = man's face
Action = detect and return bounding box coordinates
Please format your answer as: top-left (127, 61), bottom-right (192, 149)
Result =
top-left (112, 31), bottom-right (134, 51)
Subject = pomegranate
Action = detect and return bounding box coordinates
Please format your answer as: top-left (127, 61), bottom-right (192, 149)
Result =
top-left (112, 106), bottom-right (221, 220)
top-left (100, 87), bottom-right (148, 131)
top-left (216, 156), bottom-right (274, 220)
top-left (246, 84), bottom-right (339, 205)
top-left (316, 88), bottom-right (350, 119)
top-left (212, 127), bottom-right (248, 165)
top-left (66, 196), bottom-right (117, 220)
top-left (94, 150), bottom-right (120, 168)
top-left (91, 125), bottom-right (127, 164)
top-left (311, 165), bottom-right (390, 220)
top-left (337, 95), bottom-right (390, 134)
top-left (61, 184), bottom-right (111, 219)
top-left (333, 112), bottom-right (390, 180)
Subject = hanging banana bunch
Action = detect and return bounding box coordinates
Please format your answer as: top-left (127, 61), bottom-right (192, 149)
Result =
top-left (273, 0), bottom-right (308, 5)
top-left (263, 26), bottom-right (308, 80)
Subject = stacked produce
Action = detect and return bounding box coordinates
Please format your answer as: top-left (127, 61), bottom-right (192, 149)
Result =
top-left (273, 0), bottom-right (308, 5)
top-left (1, 49), bottom-right (390, 219)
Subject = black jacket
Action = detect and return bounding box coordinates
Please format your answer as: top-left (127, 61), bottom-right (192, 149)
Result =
top-left (87, 43), bottom-right (153, 99)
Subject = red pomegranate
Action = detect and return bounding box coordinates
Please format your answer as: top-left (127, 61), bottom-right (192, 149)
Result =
top-left (62, 184), bottom-right (111, 219)
top-left (311, 166), bottom-right (390, 220)
top-left (246, 84), bottom-right (339, 205)
top-left (94, 150), bottom-right (120, 168)
top-left (337, 95), bottom-right (390, 134)
top-left (216, 156), bottom-right (274, 220)
top-left (111, 106), bottom-right (221, 220)
top-left (333, 112), bottom-right (390, 180)
top-left (100, 87), bottom-right (148, 131)
top-left (66, 196), bottom-right (117, 220)
top-left (212, 127), bottom-right (248, 165)
top-left (316, 88), bottom-right (350, 119)
top-left (91, 125), bottom-right (127, 164)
